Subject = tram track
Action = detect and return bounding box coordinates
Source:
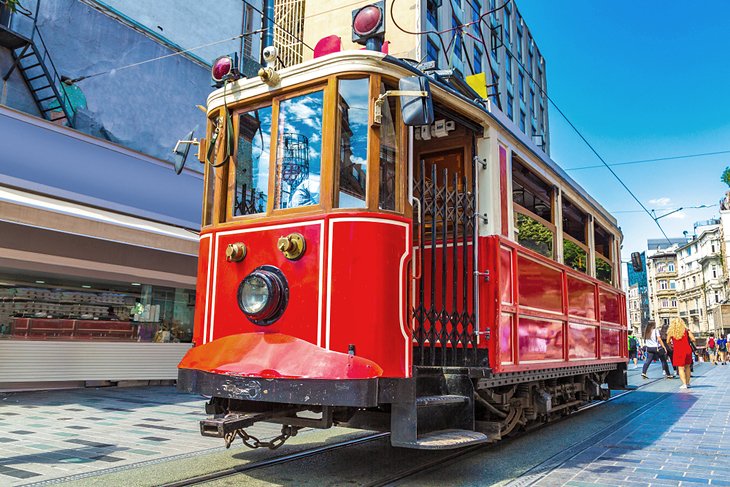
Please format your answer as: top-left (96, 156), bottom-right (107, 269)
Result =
top-left (166, 374), bottom-right (665, 487)
top-left (364, 375), bottom-right (667, 487)
top-left (158, 432), bottom-right (390, 487)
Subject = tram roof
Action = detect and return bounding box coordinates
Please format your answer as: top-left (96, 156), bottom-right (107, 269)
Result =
top-left (207, 51), bottom-right (619, 231)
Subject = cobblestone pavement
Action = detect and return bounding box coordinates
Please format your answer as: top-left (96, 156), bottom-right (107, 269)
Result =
top-left (533, 362), bottom-right (730, 487)
top-left (0, 386), bottom-right (284, 485)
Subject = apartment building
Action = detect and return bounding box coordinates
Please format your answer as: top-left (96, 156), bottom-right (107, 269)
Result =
top-left (646, 249), bottom-right (678, 330)
top-left (627, 283), bottom-right (641, 335)
top-left (675, 220), bottom-right (725, 334)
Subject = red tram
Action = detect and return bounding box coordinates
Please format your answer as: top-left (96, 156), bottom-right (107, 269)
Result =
top-left (177, 22), bottom-right (627, 450)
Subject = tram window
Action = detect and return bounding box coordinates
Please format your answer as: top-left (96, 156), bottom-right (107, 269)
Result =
top-left (335, 78), bottom-right (368, 209)
top-left (512, 158), bottom-right (554, 259)
top-left (595, 223), bottom-right (613, 284)
top-left (274, 90), bottom-right (324, 209)
top-left (379, 83), bottom-right (398, 211)
top-left (515, 212), bottom-right (553, 258)
top-left (562, 197), bottom-right (588, 273)
top-left (233, 105), bottom-right (272, 216)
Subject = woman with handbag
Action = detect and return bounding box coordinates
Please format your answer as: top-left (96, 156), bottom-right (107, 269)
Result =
top-left (667, 317), bottom-right (696, 389)
top-left (641, 320), bottom-right (675, 379)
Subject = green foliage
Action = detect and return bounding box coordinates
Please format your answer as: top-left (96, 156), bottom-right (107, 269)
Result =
top-left (2, 0), bottom-right (23, 12)
top-left (564, 239), bottom-right (587, 272)
top-left (516, 213), bottom-right (553, 258)
top-left (721, 167), bottom-right (730, 188)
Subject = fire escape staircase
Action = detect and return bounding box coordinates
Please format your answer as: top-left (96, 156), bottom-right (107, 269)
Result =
top-left (0, 20), bottom-right (74, 126)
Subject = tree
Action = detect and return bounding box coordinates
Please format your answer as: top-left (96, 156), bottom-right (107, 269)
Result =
top-left (721, 167), bottom-right (730, 188)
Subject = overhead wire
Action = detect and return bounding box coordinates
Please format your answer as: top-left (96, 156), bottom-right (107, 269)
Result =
top-left (67, 29), bottom-right (266, 83)
top-left (566, 149), bottom-right (730, 171)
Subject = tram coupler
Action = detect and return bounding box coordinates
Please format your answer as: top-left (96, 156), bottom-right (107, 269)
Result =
top-left (200, 412), bottom-right (269, 438)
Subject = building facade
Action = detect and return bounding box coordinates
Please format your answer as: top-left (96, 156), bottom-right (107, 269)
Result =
top-left (646, 249), bottom-right (678, 329)
top-left (627, 283), bottom-right (641, 335)
top-left (626, 251), bottom-right (649, 333)
top-left (676, 220), bottom-right (726, 335)
top-left (296, 0), bottom-right (550, 153)
top-left (0, 0), bottom-right (263, 390)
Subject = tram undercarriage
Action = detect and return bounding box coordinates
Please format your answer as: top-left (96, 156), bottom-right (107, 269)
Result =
top-left (181, 361), bottom-right (627, 450)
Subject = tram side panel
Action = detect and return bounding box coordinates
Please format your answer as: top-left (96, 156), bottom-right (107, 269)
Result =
top-left (482, 236), bottom-right (627, 375)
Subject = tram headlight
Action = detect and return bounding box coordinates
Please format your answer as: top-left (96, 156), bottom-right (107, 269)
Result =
top-left (237, 266), bottom-right (288, 325)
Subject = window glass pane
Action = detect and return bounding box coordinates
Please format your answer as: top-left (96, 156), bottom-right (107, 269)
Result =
top-left (596, 257), bottom-right (612, 284)
top-left (564, 239), bottom-right (587, 273)
top-left (336, 78), bottom-right (368, 208)
top-left (512, 159), bottom-right (552, 221)
top-left (202, 163), bottom-right (215, 226)
top-left (594, 223), bottom-right (612, 258)
top-left (379, 84), bottom-right (398, 211)
top-left (234, 106), bottom-right (272, 215)
top-left (0, 274), bottom-right (194, 343)
top-left (562, 197), bottom-right (586, 244)
top-left (274, 91), bottom-right (324, 209)
top-left (516, 212), bottom-right (553, 258)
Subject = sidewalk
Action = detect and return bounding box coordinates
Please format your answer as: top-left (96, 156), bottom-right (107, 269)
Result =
top-left (0, 386), bottom-right (283, 485)
top-left (536, 361), bottom-right (730, 486)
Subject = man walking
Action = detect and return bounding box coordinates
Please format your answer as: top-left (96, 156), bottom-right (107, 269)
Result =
top-left (718, 334), bottom-right (728, 365)
top-left (628, 330), bottom-right (640, 369)
top-left (708, 333), bottom-right (717, 365)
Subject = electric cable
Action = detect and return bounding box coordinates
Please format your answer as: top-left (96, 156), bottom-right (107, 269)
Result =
top-left (242, 0), bottom-right (315, 53)
top-left (67, 29), bottom-right (265, 83)
top-left (566, 150), bottom-right (730, 171)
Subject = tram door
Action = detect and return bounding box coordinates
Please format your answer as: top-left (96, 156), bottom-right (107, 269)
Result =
top-left (411, 131), bottom-right (479, 368)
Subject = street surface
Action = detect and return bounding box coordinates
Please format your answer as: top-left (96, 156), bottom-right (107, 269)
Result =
top-left (0, 362), bottom-right (724, 486)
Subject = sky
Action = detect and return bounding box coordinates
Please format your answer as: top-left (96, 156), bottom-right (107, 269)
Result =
top-left (514, 0), bottom-right (730, 263)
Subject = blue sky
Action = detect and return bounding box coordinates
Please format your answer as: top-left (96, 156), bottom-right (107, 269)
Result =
top-left (515, 0), bottom-right (730, 261)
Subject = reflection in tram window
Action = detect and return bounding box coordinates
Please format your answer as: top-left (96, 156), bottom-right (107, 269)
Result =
top-left (234, 105), bottom-right (272, 216)
top-left (274, 91), bottom-right (324, 209)
top-left (336, 78), bottom-right (369, 208)
top-left (513, 158), bottom-right (554, 259)
top-left (379, 83), bottom-right (398, 211)
top-left (562, 197), bottom-right (588, 273)
top-left (515, 212), bottom-right (554, 258)
top-left (595, 223), bottom-right (613, 284)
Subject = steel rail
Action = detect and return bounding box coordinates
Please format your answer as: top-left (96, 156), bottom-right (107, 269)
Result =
top-left (364, 375), bottom-right (668, 487)
top-left (158, 432), bottom-right (390, 487)
top-left (163, 373), bottom-right (673, 487)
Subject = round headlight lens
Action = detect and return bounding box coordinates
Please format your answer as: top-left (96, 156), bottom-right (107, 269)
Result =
top-left (240, 275), bottom-right (269, 314)
top-left (237, 266), bottom-right (288, 325)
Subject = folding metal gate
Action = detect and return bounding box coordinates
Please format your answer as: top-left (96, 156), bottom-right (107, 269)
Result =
top-left (412, 158), bottom-right (479, 367)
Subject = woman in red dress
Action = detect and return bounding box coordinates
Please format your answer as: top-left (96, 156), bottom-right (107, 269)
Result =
top-left (667, 317), bottom-right (695, 389)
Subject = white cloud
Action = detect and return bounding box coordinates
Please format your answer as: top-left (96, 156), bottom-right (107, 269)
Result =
top-left (648, 197), bottom-right (672, 208)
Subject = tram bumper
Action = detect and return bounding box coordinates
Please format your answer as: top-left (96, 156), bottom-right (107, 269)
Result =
top-left (177, 332), bottom-right (383, 407)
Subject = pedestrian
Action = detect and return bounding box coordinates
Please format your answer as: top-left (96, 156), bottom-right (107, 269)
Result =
top-left (641, 320), bottom-right (675, 379)
top-left (667, 317), bottom-right (696, 389)
top-left (628, 330), bottom-right (640, 369)
top-left (707, 332), bottom-right (717, 365)
top-left (718, 334), bottom-right (728, 365)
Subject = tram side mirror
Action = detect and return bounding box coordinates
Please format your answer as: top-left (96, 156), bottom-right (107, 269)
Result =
top-left (630, 252), bottom-right (643, 273)
top-left (399, 76), bottom-right (434, 126)
top-left (172, 130), bottom-right (199, 175)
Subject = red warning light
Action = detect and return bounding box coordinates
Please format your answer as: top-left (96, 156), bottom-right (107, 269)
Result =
top-left (353, 5), bottom-right (382, 36)
top-left (212, 56), bottom-right (233, 82)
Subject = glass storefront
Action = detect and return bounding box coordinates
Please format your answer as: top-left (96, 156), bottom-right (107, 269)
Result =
top-left (0, 271), bottom-right (194, 343)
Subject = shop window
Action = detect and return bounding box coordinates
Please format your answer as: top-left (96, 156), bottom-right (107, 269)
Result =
top-left (234, 105), bottom-right (272, 216)
top-left (562, 197), bottom-right (587, 273)
top-left (513, 158), bottom-right (554, 258)
top-left (274, 90), bottom-right (324, 209)
top-left (594, 222), bottom-right (613, 284)
top-left (335, 78), bottom-right (369, 208)
top-left (0, 276), bottom-right (194, 343)
top-left (379, 83), bottom-right (399, 211)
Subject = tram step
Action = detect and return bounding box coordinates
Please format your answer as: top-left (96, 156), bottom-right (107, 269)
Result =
top-left (416, 395), bottom-right (470, 408)
top-left (395, 429), bottom-right (489, 450)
